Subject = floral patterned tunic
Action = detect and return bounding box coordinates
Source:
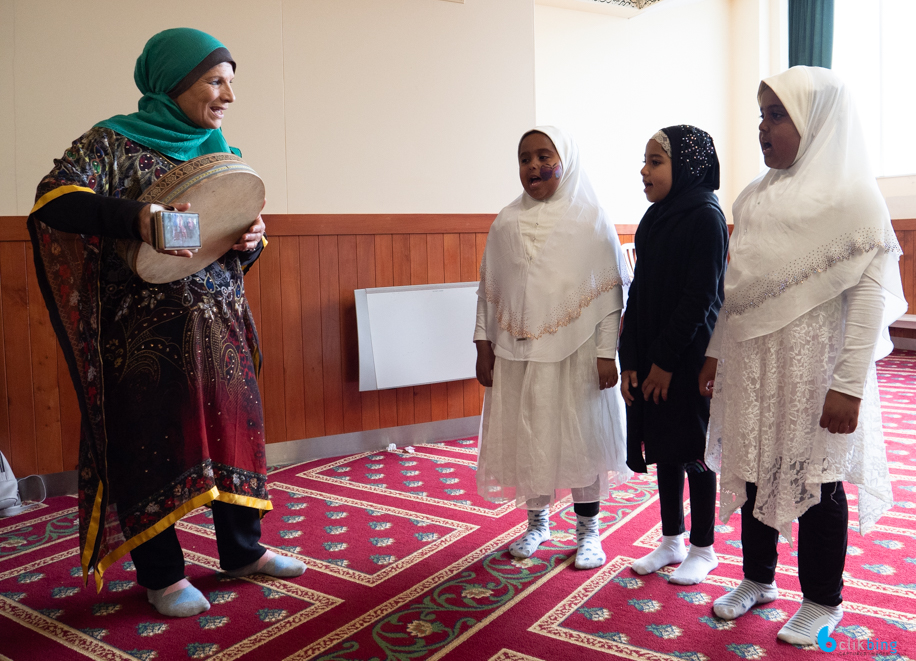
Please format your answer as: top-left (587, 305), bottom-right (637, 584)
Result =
top-left (27, 127), bottom-right (270, 586)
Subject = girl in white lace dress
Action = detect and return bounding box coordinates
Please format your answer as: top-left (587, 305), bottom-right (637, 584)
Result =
top-left (699, 67), bottom-right (906, 646)
top-left (475, 126), bottom-right (632, 570)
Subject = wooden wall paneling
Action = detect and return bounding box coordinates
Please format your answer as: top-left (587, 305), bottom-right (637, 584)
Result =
top-left (244, 260), bottom-right (264, 397)
top-left (0, 250), bottom-right (9, 465)
top-left (356, 235), bottom-right (380, 431)
top-left (0, 243), bottom-right (38, 476)
top-left (442, 233), bottom-right (466, 420)
top-left (319, 236), bottom-right (344, 436)
top-left (257, 236), bottom-right (287, 444)
top-left (264, 214), bottom-right (495, 237)
top-left (396, 390), bottom-right (415, 428)
top-left (392, 235), bottom-right (415, 426)
top-left (25, 256), bottom-right (62, 474)
top-left (460, 234), bottom-right (481, 417)
top-left (409, 234), bottom-right (432, 424)
top-left (374, 235), bottom-right (399, 430)
top-left (392, 235), bottom-right (411, 286)
top-left (245, 261), bottom-right (262, 347)
top-left (426, 234), bottom-right (449, 422)
top-left (338, 236), bottom-right (363, 433)
top-left (57, 345), bottom-right (80, 471)
top-left (279, 239), bottom-right (306, 440)
top-left (299, 236), bottom-right (326, 439)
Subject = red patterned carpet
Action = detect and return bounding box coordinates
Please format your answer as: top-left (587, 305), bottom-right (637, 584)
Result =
top-left (1, 352), bottom-right (915, 660)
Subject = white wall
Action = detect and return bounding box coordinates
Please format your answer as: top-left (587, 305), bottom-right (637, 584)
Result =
top-left (534, 0), bottom-right (789, 223)
top-left (534, 0), bottom-right (732, 224)
top-left (0, 0), bottom-right (534, 216)
top-left (0, 0), bottom-right (16, 215)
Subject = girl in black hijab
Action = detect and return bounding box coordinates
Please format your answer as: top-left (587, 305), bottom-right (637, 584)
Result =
top-left (619, 125), bottom-right (729, 585)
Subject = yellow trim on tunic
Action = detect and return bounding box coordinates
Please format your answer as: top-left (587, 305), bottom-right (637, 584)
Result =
top-left (261, 236), bottom-right (268, 248)
top-left (30, 185), bottom-right (95, 215)
top-left (81, 482), bottom-right (105, 586)
top-left (91, 488), bottom-right (272, 591)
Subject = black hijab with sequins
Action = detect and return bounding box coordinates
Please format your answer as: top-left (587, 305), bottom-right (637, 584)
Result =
top-left (621, 124), bottom-right (728, 472)
top-left (639, 124), bottom-right (721, 230)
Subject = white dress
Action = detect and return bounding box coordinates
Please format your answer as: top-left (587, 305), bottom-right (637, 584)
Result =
top-left (706, 295), bottom-right (892, 540)
top-left (477, 332), bottom-right (630, 507)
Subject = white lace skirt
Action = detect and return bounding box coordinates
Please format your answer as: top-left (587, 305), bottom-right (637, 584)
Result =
top-left (477, 335), bottom-right (631, 508)
top-left (706, 296), bottom-right (892, 539)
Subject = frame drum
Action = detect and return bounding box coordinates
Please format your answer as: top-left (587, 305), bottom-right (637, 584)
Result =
top-left (117, 153), bottom-right (265, 283)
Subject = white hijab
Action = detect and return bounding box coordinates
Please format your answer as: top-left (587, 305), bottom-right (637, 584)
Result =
top-left (723, 66), bottom-right (906, 354)
top-left (478, 126), bottom-right (629, 362)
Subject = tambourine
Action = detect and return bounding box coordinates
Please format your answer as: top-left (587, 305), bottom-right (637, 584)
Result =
top-left (117, 153), bottom-right (265, 283)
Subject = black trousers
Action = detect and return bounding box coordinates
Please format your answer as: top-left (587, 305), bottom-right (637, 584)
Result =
top-left (741, 481), bottom-right (847, 607)
top-left (573, 501), bottom-right (600, 517)
top-left (657, 462), bottom-right (717, 547)
top-left (131, 501), bottom-right (266, 590)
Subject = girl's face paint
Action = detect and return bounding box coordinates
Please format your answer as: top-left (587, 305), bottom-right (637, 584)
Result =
top-left (540, 162), bottom-right (563, 182)
top-left (518, 132), bottom-right (562, 201)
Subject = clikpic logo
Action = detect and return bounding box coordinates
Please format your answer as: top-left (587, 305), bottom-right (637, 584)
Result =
top-left (816, 616), bottom-right (899, 655)
top-left (817, 623), bottom-right (837, 652)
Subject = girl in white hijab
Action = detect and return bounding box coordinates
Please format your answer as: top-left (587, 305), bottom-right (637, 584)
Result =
top-left (700, 67), bottom-right (906, 645)
top-left (474, 126), bottom-right (632, 570)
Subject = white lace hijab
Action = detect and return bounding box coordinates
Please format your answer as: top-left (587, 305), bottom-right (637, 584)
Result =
top-left (723, 66), bottom-right (906, 355)
top-left (478, 126), bottom-right (629, 362)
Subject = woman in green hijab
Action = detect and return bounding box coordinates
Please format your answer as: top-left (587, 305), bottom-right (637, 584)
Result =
top-left (27, 28), bottom-right (304, 618)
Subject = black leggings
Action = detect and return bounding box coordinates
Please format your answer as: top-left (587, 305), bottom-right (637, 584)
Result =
top-left (130, 500), bottom-right (266, 590)
top-left (741, 481), bottom-right (847, 607)
top-left (656, 462), bottom-right (717, 547)
top-left (573, 501), bottom-right (600, 517)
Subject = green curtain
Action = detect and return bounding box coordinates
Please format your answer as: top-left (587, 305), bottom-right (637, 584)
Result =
top-left (789, 0), bottom-right (835, 68)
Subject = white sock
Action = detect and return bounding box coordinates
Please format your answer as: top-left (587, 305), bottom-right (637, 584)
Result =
top-left (147, 579), bottom-right (210, 618)
top-left (777, 599), bottom-right (843, 646)
top-left (574, 514), bottom-right (606, 570)
top-left (713, 578), bottom-right (779, 620)
top-left (509, 508), bottom-right (550, 558)
top-left (669, 544), bottom-right (719, 585)
top-left (631, 535), bottom-right (687, 575)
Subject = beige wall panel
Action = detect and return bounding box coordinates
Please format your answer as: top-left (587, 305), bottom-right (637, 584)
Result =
top-left (281, 0), bottom-right (536, 214)
top-left (535, 0), bottom-right (731, 225)
top-left (728, 0), bottom-right (769, 219)
top-left (11, 0), bottom-right (286, 214)
top-left (0, 0), bottom-right (16, 215)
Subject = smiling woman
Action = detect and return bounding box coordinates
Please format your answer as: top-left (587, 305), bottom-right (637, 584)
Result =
top-left (25, 27), bottom-right (301, 619)
top-left (175, 62), bottom-right (236, 130)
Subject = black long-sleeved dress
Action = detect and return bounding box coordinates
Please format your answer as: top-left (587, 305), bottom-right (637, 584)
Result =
top-left (618, 202), bottom-right (728, 472)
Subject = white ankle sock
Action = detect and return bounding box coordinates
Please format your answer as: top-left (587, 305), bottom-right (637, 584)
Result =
top-left (147, 580), bottom-right (210, 618)
top-left (574, 514), bottom-right (606, 570)
top-left (713, 578), bottom-right (778, 620)
top-left (509, 508), bottom-right (550, 558)
top-left (631, 535), bottom-right (687, 575)
top-left (669, 544), bottom-right (718, 585)
top-left (225, 550), bottom-right (306, 578)
top-left (777, 599), bottom-right (843, 646)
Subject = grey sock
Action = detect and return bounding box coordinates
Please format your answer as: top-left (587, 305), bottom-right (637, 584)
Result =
top-left (147, 583), bottom-right (210, 618)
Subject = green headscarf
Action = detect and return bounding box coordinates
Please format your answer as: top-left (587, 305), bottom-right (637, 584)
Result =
top-left (96, 28), bottom-right (240, 161)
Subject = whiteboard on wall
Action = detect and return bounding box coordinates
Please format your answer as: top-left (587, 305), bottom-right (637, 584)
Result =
top-left (356, 282), bottom-right (480, 391)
